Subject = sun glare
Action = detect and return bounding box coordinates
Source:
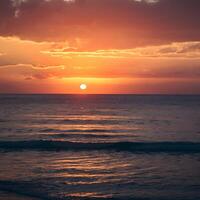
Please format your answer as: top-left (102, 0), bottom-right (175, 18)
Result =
top-left (80, 84), bottom-right (87, 90)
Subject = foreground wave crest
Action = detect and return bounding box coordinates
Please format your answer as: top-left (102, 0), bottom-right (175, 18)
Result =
top-left (0, 140), bottom-right (200, 153)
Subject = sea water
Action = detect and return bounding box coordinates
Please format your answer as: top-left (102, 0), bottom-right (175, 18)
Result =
top-left (0, 94), bottom-right (200, 199)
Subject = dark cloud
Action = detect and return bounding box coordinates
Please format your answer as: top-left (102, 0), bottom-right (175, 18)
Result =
top-left (0, 0), bottom-right (200, 48)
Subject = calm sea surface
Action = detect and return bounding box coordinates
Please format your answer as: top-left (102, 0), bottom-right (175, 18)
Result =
top-left (0, 94), bottom-right (200, 200)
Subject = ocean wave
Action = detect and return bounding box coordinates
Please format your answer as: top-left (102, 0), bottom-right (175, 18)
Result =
top-left (48, 133), bottom-right (119, 138)
top-left (61, 119), bottom-right (123, 125)
top-left (0, 180), bottom-right (177, 200)
top-left (0, 140), bottom-right (200, 153)
top-left (40, 128), bottom-right (118, 133)
top-left (0, 179), bottom-right (199, 200)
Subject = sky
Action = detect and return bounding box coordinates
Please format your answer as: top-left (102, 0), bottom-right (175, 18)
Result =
top-left (0, 0), bottom-right (200, 94)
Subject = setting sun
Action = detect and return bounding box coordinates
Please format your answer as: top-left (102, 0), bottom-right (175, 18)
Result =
top-left (80, 84), bottom-right (87, 90)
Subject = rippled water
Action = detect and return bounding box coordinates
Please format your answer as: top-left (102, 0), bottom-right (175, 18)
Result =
top-left (0, 94), bottom-right (200, 199)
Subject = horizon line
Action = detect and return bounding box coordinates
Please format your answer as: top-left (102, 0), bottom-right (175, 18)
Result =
top-left (0, 93), bottom-right (200, 96)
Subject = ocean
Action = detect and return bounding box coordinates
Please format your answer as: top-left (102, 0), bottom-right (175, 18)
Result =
top-left (0, 94), bottom-right (200, 200)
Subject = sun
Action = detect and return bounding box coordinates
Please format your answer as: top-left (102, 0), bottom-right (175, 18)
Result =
top-left (80, 83), bottom-right (87, 90)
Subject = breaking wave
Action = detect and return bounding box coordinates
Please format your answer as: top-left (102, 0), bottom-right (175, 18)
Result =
top-left (0, 140), bottom-right (200, 153)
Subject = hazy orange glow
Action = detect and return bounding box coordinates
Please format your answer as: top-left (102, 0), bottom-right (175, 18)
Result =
top-left (0, 0), bottom-right (200, 94)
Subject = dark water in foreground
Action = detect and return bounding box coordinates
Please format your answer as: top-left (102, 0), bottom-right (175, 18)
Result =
top-left (0, 94), bottom-right (200, 200)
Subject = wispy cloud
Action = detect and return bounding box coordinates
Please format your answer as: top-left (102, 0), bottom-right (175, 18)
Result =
top-left (42, 41), bottom-right (200, 59)
top-left (133, 0), bottom-right (159, 3)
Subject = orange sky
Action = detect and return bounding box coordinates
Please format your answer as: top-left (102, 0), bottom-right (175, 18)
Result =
top-left (0, 0), bottom-right (200, 94)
